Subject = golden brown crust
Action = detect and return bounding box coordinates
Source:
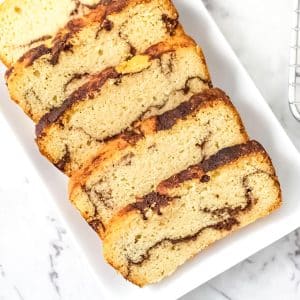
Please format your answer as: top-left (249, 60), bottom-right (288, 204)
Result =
top-left (142, 30), bottom-right (191, 59)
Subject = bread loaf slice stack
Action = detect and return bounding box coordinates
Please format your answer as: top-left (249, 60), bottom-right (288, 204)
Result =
top-left (6, 0), bottom-right (185, 122)
top-left (69, 88), bottom-right (248, 236)
top-left (36, 40), bottom-right (211, 175)
top-left (0, 0), bottom-right (282, 288)
top-left (103, 140), bottom-right (281, 286)
top-left (0, 0), bottom-right (102, 66)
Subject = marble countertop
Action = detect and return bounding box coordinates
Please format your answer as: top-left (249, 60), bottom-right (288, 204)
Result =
top-left (0, 0), bottom-right (299, 299)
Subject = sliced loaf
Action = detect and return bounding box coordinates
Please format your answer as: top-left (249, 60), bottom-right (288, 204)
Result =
top-left (0, 0), bottom-right (102, 66)
top-left (103, 141), bottom-right (282, 286)
top-left (69, 88), bottom-right (248, 237)
top-left (6, 0), bottom-right (185, 122)
top-left (36, 41), bottom-right (211, 176)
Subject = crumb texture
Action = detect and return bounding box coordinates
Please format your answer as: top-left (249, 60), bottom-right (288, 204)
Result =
top-left (0, 0), bottom-right (282, 288)
top-left (0, 0), bottom-right (102, 66)
top-left (103, 141), bottom-right (281, 286)
top-left (7, 0), bottom-right (183, 121)
top-left (69, 88), bottom-right (248, 236)
top-left (37, 45), bottom-right (211, 176)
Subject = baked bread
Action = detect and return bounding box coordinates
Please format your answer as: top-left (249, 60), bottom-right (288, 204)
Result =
top-left (0, 0), bottom-right (102, 66)
top-left (69, 88), bottom-right (248, 237)
top-left (103, 140), bottom-right (282, 286)
top-left (36, 41), bottom-right (211, 176)
top-left (6, 0), bottom-right (185, 122)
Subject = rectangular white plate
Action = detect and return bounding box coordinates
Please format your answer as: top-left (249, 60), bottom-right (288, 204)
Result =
top-left (1, 1), bottom-right (300, 299)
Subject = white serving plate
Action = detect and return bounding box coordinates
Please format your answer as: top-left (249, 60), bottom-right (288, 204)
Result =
top-left (1, 1), bottom-right (300, 299)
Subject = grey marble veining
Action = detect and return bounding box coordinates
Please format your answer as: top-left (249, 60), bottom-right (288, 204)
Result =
top-left (0, 1), bottom-right (299, 299)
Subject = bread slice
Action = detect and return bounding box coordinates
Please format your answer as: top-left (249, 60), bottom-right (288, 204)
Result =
top-left (69, 88), bottom-right (248, 237)
top-left (36, 41), bottom-right (211, 176)
top-left (103, 140), bottom-right (282, 286)
top-left (6, 0), bottom-right (185, 122)
top-left (0, 0), bottom-right (102, 66)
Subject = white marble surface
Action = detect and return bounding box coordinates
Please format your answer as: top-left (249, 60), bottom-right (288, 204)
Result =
top-left (0, 0), bottom-right (299, 299)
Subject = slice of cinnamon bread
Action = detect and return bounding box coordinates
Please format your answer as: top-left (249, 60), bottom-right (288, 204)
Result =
top-left (69, 88), bottom-right (248, 237)
top-left (36, 42), bottom-right (211, 176)
top-left (0, 0), bottom-right (102, 66)
top-left (6, 0), bottom-right (185, 122)
top-left (103, 141), bottom-right (282, 286)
